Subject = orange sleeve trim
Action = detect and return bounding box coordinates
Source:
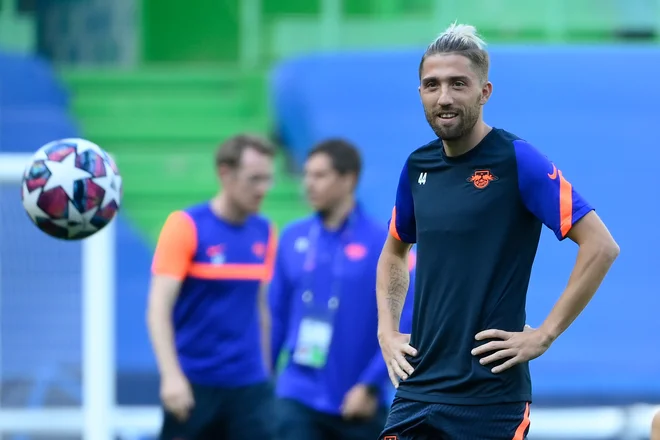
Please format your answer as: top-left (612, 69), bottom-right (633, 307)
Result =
top-left (558, 170), bottom-right (573, 238)
top-left (263, 223), bottom-right (278, 282)
top-left (512, 403), bottom-right (531, 440)
top-left (389, 207), bottom-right (402, 241)
top-left (188, 263), bottom-right (270, 281)
top-left (151, 211), bottom-right (197, 280)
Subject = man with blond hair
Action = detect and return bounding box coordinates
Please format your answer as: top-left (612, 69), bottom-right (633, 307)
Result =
top-left (376, 23), bottom-right (619, 439)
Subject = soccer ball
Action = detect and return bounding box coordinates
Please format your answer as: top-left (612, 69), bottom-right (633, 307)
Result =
top-left (21, 138), bottom-right (123, 240)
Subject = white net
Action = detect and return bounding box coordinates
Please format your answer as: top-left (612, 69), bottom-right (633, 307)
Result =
top-left (0, 153), bottom-right (120, 440)
top-left (0, 168), bottom-right (82, 440)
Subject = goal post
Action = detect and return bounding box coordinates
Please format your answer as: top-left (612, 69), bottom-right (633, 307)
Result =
top-left (0, 152), bottom-right (116, 440)
top-left (0, 153), bottom-right (32, 183)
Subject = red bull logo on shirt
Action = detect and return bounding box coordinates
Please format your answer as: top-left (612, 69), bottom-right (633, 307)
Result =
top-left (206, 244), bottom-right (226, 265)
top-left (467, 169), bottom-right (499, 189)
top-left (344, 243), bottom-right (367, 261)
top-left (252, 241), bottom-right (267, 258)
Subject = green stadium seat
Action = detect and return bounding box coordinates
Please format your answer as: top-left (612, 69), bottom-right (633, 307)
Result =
top-left (60, 67), bottom-right (308, 244)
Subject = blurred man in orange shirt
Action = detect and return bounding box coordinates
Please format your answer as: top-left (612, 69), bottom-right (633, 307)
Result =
top-left (147, 134), bottom-right (277, 440)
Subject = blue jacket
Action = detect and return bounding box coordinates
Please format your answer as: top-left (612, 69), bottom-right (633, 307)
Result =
top-left (269, 205), bottom-right (415, 415)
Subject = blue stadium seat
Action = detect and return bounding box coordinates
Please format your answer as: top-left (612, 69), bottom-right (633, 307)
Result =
top-left (0, 106), bottom-right (80, 152)
top-left (0, 52), bottom-right (69, 109)
top-left (270, 55), bottom-right (319, 167)
top-left (270, 46), bottom-right (660, 404)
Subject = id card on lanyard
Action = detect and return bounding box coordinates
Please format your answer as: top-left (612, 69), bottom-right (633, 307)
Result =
top-left (292, 219), bottom-right (349, 369)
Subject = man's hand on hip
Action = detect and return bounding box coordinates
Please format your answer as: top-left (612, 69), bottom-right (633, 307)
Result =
top-left (378, 330), bottom-right (418, 388)
top-left (472, 325), bottom-right (553, 374)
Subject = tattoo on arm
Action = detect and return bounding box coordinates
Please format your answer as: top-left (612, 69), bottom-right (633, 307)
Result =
top-left (387, 263), bottom-right (408, 322)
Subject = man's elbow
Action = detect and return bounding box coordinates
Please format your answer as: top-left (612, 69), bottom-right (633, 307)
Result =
top-left (606, 240), bottom-right (620, 262)
top-left (596, 234), bottom-right (620, 264)
top-left (572, 213), bottom-right (619, 263)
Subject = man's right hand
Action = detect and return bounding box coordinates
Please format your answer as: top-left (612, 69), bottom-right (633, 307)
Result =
top-left (160, 372), bottom-right (195, 422)
top-left (378, 330), bottom-right (418, 388)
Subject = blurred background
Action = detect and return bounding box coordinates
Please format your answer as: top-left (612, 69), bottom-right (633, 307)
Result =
top-left (0, 0), bottom-right (659, 439)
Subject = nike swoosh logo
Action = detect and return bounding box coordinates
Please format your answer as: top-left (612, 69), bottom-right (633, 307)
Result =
top-left (548, 164), bottom-right (558, 179)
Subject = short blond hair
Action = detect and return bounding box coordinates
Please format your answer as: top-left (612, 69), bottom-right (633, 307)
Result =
top-left (419, 22), bottom-right (490, 82)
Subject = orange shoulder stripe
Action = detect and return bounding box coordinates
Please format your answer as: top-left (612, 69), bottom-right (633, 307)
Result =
top-left (389, 207), bottom-right (402, 241)
top-left (151, 211), bottom-right (197, 280)
top-left (557, 170), bottom-right (573, 238)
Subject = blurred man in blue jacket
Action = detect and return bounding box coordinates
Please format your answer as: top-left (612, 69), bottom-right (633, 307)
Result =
top-left (269, 139), bottom-right (415, 440)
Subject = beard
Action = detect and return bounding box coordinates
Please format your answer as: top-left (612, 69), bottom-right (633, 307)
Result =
top-left (425, 97), bottom-right (481, 141)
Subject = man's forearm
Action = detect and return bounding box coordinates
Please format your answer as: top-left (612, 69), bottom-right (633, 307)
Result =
top-left (376, 251), bottom-right (410, 333)
top-left (147, 309), bottom-right (184, 378)
top-left (539, 240), bottom-right (618, 342)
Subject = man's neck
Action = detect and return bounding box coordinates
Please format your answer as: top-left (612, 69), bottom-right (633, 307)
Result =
top-left (321, 196), bottom-right (355, 230)
top-left (443, 121), bottom-right (492, 157)
top-left (210, 193), bottom-right (248, 225)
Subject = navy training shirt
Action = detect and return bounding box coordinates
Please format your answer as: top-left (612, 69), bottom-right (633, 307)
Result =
top-left (388, 128), bottom-right (594, 405)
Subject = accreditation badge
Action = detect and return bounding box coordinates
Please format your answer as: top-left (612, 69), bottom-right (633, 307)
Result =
top-left (292, 314), bottom-right (333, 369)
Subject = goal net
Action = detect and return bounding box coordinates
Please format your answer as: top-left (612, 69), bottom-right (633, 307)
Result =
top-left (0, 152), bottom-right (118, 440)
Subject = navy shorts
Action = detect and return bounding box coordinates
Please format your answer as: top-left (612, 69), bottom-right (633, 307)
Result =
top-left (159, 381), bottom-right (275, 440)
top-left (275, 397), bottom-right (388, 440)
top-left (379, 397), bottom-right (531, 440)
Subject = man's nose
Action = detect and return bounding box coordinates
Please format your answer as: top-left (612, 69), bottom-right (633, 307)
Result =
top-left (437, 86), bottom-right (453, 106)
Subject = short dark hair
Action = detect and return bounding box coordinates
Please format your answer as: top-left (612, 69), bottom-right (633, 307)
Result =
top-left (307, 138), bottom-right (362, 180)
top-left (215, 134), bottom-right (275, 168)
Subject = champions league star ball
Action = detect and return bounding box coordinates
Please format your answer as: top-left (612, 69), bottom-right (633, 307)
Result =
top-left (21, 138), bottom-right (123, 240)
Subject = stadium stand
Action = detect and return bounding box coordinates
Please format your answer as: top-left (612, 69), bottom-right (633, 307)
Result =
top-left (0, 52), bottom-right (161, 406)
top-left (0, 54), bottom-right (310, 407)
top-left (270, 45), bottom-right (660, 405)
top-left (1, 41), bottom-right (658, 416)
top-left (1, 0), bottom-right (658, 435)
top-left (61, 68), bottom-right (308, 245)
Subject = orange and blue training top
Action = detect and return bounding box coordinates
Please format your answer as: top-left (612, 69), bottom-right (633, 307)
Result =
top-left (389, 128), bottom-right (594, 405)
top-left (151, 202), bottom-right (276, 387)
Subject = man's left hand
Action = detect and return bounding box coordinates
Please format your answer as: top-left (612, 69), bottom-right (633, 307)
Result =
top-left (471, 325), bottom-right (553, 374)
top-left (340, 384), bottom-right (378, 420)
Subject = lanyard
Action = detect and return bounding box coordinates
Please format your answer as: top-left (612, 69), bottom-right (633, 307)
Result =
top-left (300, 216), bottom-right (353, 312)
